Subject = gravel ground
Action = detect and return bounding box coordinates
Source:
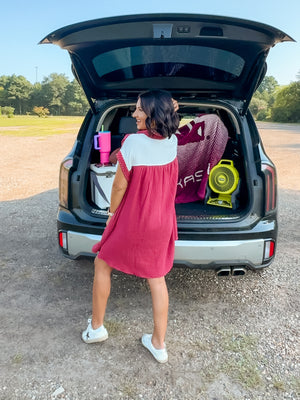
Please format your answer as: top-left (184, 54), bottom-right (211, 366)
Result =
top-left (0, 123), bottom-right (299, 399)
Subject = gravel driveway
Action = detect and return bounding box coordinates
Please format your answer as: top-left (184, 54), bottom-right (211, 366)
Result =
top-left (0, 123), bottom-right (299, 400)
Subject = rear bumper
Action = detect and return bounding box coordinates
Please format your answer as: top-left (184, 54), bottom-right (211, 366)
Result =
top-left (174, 238), bottom-right (267, 269)
top-left (58, 229), bottom-right (274, 269)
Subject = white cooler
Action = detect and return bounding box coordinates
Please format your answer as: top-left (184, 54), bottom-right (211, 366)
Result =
top-left (90, 163), bottom-right (117, 209)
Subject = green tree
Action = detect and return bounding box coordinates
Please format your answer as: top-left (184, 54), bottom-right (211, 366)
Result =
top-left (5, 75), bottom-right (33, 114)
top-left (250, 76), bottom-right (279, 120)
top-left (63, 79), bottom-right (89, 115)
top-left (271, 81), bottom-right (300, 122)
top-left (249, 97), bottom-right (268, 120)
top-left (0, 75), bottom-right (11, 108)
top-left (1, 106), bottom-right (15, 117)
top-left (33, 106), bottom-right (50, 117)
top-left (29, 83), bottom-right (45, 111)
top-left (41, 73), bottom-right (69, 115)
top-left (0, 86), bottom-right (5, 108)
top-left (256, 76), bottom-right (279, 95)
top-left (0, 75), bottom-right (10, 86)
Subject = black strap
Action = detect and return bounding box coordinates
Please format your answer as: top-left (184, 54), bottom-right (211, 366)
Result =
top-left (90, 171), bottom-right (110, 205)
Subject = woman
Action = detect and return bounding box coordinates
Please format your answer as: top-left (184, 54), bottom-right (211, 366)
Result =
top-left (82, 90), bottom-right (179, 363)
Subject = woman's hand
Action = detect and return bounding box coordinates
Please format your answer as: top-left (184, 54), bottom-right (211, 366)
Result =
top-left (172, 98), bottom-right (179, 112)
top-left (106, 215), bottom-right (112, 226)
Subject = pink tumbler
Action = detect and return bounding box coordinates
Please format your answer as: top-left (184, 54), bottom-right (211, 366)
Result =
top-left (94, 131), bottom-right (111, 165)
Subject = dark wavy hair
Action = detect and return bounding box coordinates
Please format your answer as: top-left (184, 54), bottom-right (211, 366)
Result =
top-left (138, 90), bottom-right (179, 138)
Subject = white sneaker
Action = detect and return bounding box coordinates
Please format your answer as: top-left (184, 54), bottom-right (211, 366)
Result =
top-left (141, 334), bottom-right (168, 363)
top-left (82, 318), bottom-right (108, 343)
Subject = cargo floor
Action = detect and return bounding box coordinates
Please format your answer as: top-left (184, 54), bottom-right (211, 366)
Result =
top-left (175, 201), bottom-right (242, 219)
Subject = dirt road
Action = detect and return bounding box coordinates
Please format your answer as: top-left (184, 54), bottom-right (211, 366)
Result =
top-left (0, 123), bottom-right (299, 399)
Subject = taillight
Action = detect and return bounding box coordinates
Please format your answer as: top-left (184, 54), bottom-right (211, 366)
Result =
top-left (264, 239), bottom-right (275, 261)
top-left (59, 158), bottom-right (73, 208)
top-left (58, 231), bottom-right (68, 250)
top-left (261, 163), bottom-right (277, 214)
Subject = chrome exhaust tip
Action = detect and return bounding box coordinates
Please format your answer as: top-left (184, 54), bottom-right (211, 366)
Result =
top-left (231, 267), bottom-right (247, 276)
top-left (216, 267), bottom-right (231, 277)
top-left (216, 267), bottom-right (247, 276)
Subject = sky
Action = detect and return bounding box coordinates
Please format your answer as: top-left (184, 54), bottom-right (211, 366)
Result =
top-left (1, 0), bottom-right (299, 86)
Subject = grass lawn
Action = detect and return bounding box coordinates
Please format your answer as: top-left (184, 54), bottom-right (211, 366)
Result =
top-left (0, 115), bottom-right (84, 137)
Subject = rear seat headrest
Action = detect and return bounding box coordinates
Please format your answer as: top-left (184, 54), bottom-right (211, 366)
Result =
top-left (118, 117), bottom-right (137, 134)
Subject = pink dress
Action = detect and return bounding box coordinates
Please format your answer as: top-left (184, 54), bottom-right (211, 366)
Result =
top-left (92, 130), bottom-right (178, 278)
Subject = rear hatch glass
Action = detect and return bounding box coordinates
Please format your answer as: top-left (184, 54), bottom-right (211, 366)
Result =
top-left (93, 45), bottom-right (245, 83)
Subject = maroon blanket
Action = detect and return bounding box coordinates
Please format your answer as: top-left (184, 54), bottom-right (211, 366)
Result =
top-left (175, 114), bottom-right (228, 203)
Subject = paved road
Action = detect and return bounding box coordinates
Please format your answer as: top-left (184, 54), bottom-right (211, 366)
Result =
top-left (257, 122), bottom-right (300, 133)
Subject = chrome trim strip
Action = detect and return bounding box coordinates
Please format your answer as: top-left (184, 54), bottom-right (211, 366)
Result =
top-left (66, 231), bottom-right (264, 266)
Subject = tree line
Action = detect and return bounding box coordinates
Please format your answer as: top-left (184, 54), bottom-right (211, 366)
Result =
top-left (249, 74), bottom-right (300, 123)
top-left (0, 72), bottom-right (299, 122)
top-left (0, 73), bottom-right (89, 117)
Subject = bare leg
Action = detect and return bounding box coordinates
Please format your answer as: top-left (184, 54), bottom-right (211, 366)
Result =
top-left (92, 257), bottom-right (113, 329)
top-left (147, 276), bottom-right (169, 349)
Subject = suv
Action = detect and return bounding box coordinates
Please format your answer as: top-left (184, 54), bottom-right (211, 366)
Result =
top-left (40, 14), bottom-right (293, 275)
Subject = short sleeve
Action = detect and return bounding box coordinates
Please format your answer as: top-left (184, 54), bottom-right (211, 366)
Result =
top-left (116, 135), bottom-right (135, 181)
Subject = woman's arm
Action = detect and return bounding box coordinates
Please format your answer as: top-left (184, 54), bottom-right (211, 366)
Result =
top-left (107, 164), bottom-right (128, 224)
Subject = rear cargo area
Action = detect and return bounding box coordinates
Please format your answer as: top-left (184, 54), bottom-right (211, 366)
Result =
top-left (87, 103), bottom-right (249, 220)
